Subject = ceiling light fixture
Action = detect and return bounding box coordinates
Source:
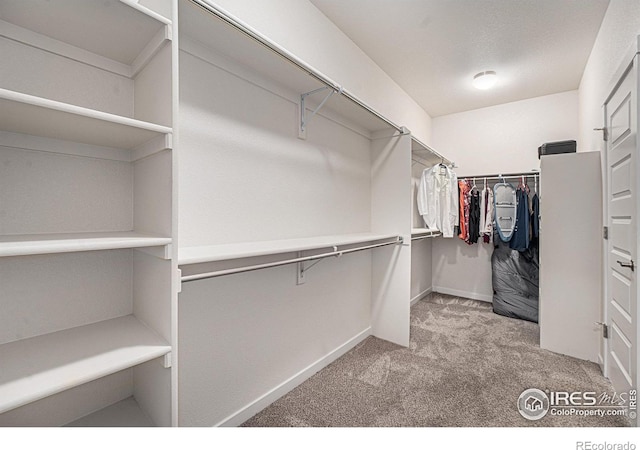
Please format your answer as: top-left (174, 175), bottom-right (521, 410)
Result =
top-left (473, 71), bottom-right (497, 90)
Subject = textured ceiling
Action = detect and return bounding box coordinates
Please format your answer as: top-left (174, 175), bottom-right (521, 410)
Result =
top-left (309, 0), bottom-right (610, 117)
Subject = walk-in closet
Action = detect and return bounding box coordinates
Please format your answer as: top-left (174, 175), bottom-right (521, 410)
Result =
top-left (1, 0), bottom-right (638, 438)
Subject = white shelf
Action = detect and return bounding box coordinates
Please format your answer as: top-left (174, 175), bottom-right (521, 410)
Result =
top-left (0, 88), bottom-right (172, 150)
top-left (180, 1), bottom-right (394, 135)
top-left (0, 232), bottom-right (172, 258)
top-left (0, 315), bottom-right (171, 415)
top-left (65, 397), bottom-right (154, 427)
top-left (179, 233), bottom-right (401, 265)
top-left (0, 0), bottom-right (171, 77)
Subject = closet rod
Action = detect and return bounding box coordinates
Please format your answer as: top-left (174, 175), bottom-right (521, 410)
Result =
top-left (189, 0), bottom-right (404, 134)
top-left (181, 237), bottom-right (403, 282)
top-left (457, 171), bottom-right (539, 181)
top-left (412, 158), bottom-right (456, 169)
top-left (412, 137), bottom-right (454, 166)
top-left (411, 233), bottom-right (441, 241)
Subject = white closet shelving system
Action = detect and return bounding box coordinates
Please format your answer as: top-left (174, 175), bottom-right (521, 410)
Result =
top-left (410, 138), bottom-right (453, 304)
top-left (0, 0), bottom-right (452, 427)
top-left (176, 0), bottom-right (419, 426)
top-left (0, 0), bottom-right (175, 426)
top-left (411, 136), bottom-right (453, 241)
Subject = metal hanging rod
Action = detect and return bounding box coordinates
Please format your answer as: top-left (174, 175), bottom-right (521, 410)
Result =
top-left (457, 171), bottom-right (539, 181)
top-left (369, 127), bottom-right (411, 141)
top-left (411, 233), bottom-right (441, 241)
top-left (181, 237), bottom-right (403, 283)
top-left (189, 0), bottom-right (404, 134)
top-left (411, 137), bottom-right (454, 166)
top-left (412, 158), bottom-right (456, 168)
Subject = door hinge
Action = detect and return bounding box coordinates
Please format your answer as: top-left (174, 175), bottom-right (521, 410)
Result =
top-left (603, 226), bottom-right (608, 240)
top-left (595, 322), bottom-right (608, 339)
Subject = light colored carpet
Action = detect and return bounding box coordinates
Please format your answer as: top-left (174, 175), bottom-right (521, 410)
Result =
top-left (242, 293), bottom-right (630, 427)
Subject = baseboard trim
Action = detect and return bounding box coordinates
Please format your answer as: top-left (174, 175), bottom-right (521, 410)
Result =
top-left (410, 287), bottom-right (432, 306)
top-left (215, 327), bottom-right (372, 427)
top-left (432, 286), bottom-right (493, 303)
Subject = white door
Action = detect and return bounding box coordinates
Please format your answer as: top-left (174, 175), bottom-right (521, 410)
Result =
top-left (604, 54), bottom-right (637, 403)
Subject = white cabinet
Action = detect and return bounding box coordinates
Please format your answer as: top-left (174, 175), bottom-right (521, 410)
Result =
top-left (0, 0), bottom-right (174, 426)
top-left (539, 152), bottom-right (602, 362)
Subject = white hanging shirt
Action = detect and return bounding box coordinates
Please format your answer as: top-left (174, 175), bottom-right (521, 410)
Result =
top-left (417, 164), bottom-right (459, 238)
top-left (479, 186), bottom-right (494, 241)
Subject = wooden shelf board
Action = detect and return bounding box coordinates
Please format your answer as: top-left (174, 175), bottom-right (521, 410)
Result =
top-left (0, 232), bottom-right (172, 258)
top-left (0, 0), bottom-right (170, 68)
top-left (0, 89), bottom-right (172, 150)
top-left (0, 315), bottom-right (171, 415)
top-left (179, 232), bottom-right (400, 265)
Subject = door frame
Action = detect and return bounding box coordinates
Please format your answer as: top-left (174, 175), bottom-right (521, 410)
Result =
top-left (601, 36), bottom-right (640, 389)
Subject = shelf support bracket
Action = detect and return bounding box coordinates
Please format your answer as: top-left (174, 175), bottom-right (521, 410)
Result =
top-left (298, 86), bottom-right (341, 139)
top-left (163, 352), bottom-right (172, 369)
top-left (296, 246), bottom-right (340, 284)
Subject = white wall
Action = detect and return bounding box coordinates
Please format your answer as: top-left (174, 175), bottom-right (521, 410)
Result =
top-left (430, 91), bottom-right (579, 301)
top-left (179, 252), bottom-right (372, 426)
top-left (578, 0), bottom-right (640, 153)
top-left (425, 0), bottom-right (639, 314)
top-left (577, 0), bottom-right (640, 272)
top-left (432, 90), bottom-right (579, 176)
top-left (204, 0), bottom-right (433, 146)
top-left (178, 50), bottom-right (372, 246)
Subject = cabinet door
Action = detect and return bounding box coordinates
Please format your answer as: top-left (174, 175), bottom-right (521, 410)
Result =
top-left (539, 151), bottom-right (602, 362)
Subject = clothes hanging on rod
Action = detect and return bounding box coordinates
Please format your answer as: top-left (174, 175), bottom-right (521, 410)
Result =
top-left (530, 191), bottom-right (540, 249)
top-left (468, 188), bottom-right (481, 244)
top-left (457, 179), bottom-right (471, 242)
top-left (449, 173), bottom-right (540, 322)
top-left (479, 184), bottom-right (494, 243)
top-left (452, 172), bottom-right (537, 248)
top-left (455, 182), bottom-right (461, 234)
top-left (509, 181), bottom-right (530, 251)
top-left (490, 174), bottom-right (539, 323)
top-left (493, 181), bottom-right (517, 242)
top-left (417, 164), bottom-right (458, 238)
